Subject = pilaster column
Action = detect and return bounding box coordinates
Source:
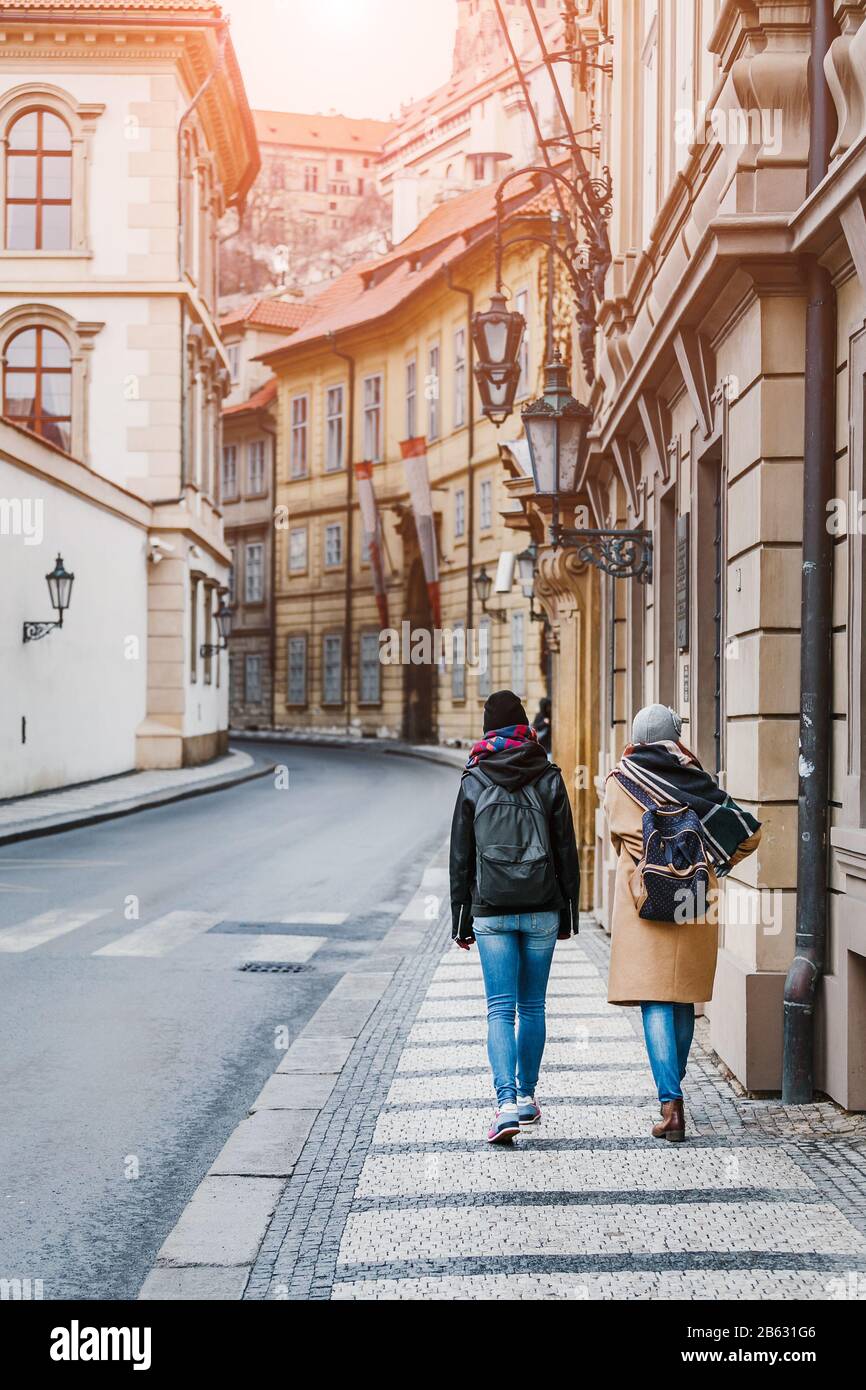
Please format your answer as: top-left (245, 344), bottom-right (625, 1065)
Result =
top-left (535, 545), bottom-right (600, 911)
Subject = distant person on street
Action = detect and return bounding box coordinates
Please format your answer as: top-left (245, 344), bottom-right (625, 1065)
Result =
top-left (450, 689), bottom-right (581, 1143)
top-left (531, 696), bottom-right (552, 756)
top-left (604, 704), bottom-right (761, 1142)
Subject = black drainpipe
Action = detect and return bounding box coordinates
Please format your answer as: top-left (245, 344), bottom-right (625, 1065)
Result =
top-left (260, 415), bottom-right (278, 730)
top-left (329, 334), bottom-right (356, 734)
top-left (444, 266), bottom-right (475, 633)
top-left (782, 0), bottom-right (838, 1103)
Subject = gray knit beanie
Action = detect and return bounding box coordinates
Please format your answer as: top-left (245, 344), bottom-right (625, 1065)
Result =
top-left (632, 703), bottom-right (683, 745)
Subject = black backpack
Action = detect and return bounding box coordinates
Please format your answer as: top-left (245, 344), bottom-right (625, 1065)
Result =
top-left (469, 765), bottom-right (557, 908)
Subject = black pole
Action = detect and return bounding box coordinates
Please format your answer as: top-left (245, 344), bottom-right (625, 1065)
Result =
top-left (781, 0), bottom-right (838, 1103)
top-left (444, 266), bottom-right (475, 634)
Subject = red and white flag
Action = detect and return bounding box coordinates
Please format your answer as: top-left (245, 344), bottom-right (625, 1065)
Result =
top-left (355, 460), bottom-right (389, 629)
top-left (400, 436), bottom-right (441, 627)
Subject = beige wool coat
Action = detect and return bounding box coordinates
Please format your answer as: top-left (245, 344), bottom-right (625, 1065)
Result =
top-left (603, 774), bottom-right (761, 1006)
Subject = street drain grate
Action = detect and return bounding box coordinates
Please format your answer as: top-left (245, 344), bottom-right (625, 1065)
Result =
top-left (239, 961), bottom-right (307, 973)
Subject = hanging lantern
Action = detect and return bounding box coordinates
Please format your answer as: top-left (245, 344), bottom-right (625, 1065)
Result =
top-left (471, 291), bottom-right (525, 425)
top-left (522, 353), bottom-right (591, 495)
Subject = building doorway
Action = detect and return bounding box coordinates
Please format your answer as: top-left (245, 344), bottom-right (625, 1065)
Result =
top-left (403, 556), bottom-right (435, 742)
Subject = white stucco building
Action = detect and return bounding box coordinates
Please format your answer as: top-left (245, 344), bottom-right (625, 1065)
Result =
top-left (0, 0), bottom-right (258, 796)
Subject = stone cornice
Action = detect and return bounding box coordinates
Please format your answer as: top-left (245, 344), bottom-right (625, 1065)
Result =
top-left (0, 17), bottom-right (258, 207)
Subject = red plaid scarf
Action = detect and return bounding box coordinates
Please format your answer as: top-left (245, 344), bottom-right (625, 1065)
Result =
top-left (466, 722), bottom-right (538, 768)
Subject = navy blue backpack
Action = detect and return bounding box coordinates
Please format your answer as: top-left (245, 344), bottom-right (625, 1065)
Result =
top-left (612, 770), bottom-right (711, 924)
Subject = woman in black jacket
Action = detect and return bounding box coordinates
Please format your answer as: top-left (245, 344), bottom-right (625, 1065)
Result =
top-left (449, 690), bottom-right (580, 1143)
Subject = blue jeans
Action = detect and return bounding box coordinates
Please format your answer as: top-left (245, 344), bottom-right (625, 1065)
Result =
top-left (473, 912), bottom-right (559, 1106)
top-left (640, 1002), bottom-right (696, 1103)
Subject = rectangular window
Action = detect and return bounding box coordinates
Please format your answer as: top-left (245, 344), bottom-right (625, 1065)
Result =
top-left (244, 653), bottom-right (263, 704)
top-left (451, 620), bottom-right (466, 700)
top-left (642, 12), bottom-right (659, 242)
top-left (324, 522), bottom-right (343, 567)
top-left (322, 632), bottom-right (343, 705)
top-left (359, 631), bottom-right (381, 703)
top-left (222, 444), bottom-right (238, 499)
top-left (480, 478), bottom-right (493, 531)
top-left (203, 585), bottom-right (214, 685)
top-left (453, 327), bottom-right (466, 428)
top-left (290, 394), bottom-right (308, 478)
top-left (287, 634), bottom-right (307, 705)
top-left (454, 487), bottom-right (466, 539)
top-left (405, 358), bottom-right (417, 439)
top-left (288, 526), bottom-right (307, 573)
top-left (516, 289), bottom-right (530, 398)
top-left (362, 374), bottom-right (383, 461)
top-left (227, 342), bottom-right (240, 383)
top-left (227, 547), bottom-right (236, 604)
top-left (325, 384), bottom-right (344, 471)
top-left (247, 438), bottom-right (266, 494)
top-left (190, 576), bottom-right (199, 684)
top-left (244, 542), bottom-right (264, 603)
top-left (303, 165), bottom-right (318, 192)
top-left (427, 343), bottom-right (440, 441)
top-left (511, 609), bottom-right (526, 695)
top-left (478, 616), bottom-right (492, 698)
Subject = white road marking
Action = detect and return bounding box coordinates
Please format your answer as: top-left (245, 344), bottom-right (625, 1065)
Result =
top-left (0, 908), bottom-right (111, 952)
top-left (242, 934), bottom-right (327, 964)
top-left (93, 910), bottom-right (221, 958)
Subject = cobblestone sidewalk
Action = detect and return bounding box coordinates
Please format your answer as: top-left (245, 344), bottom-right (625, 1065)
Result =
top-left (245, 917), bottom-right (866, 1301)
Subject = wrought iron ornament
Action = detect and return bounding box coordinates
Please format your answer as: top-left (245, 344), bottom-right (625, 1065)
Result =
top-left (23, 620), bottom-right (61, 643)
top-left (557, 526), bottom-right (653, 583)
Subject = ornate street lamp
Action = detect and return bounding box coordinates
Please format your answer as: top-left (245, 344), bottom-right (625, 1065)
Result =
top-left (516, 543), bottom-right (546, 623)
top-left (200, 598), bottom-right (233, 657)
top-left (471, 290), bottom-right (526, 425)
top-left (23, 553), bottom-right (75, 642)
top-left (522, 352), bottom-right (592, 497)
top-left (473, 565), bottom-right (506, 622)
top-left (522, 356), bottom-right (653, 583)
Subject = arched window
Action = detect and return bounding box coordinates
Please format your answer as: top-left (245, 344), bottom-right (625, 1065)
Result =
top-left (6, 108), bottom-right (72, 250)
top-left (3, 325), bottom-right (72, 452)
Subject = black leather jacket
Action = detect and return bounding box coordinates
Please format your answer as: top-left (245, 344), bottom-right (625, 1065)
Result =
top-left (449, 742), bottom-right (581, 942)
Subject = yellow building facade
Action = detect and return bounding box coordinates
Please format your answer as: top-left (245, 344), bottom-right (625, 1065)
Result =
top-left (264, 182), bottom-right (559, 749)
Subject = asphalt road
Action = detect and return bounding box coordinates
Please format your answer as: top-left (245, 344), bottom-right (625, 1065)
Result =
top-left (0, 742), bottom-right (458, 1300)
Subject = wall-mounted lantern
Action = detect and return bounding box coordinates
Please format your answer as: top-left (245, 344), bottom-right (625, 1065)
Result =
top-left (23, 553), bottom-right (75, 643)
top-left (473, 565), bottom-right (507, 622)
top-left (199, 598), bottom-right (233, 657)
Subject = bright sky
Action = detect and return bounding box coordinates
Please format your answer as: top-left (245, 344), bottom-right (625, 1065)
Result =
top-left (221, 0), bottom-right (458, 121)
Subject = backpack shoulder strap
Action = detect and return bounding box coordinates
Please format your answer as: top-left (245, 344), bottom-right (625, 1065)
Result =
top-left (467, 763), bottom-right (493, 789)
top-left (611, 767), bottom-right (657, 813)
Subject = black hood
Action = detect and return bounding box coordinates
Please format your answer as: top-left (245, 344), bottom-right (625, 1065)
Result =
top-left (465, 740), bottom-right (551, 792)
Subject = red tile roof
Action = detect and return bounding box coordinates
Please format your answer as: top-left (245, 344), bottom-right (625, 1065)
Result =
top-left (253, 109), bottom-right (395, 155)
top-left (259, 167), bottom-right (559, 365)
top-left (220, 297), bottom-right (318, 333)
top-left (222, 377), bottom-right (277, 417)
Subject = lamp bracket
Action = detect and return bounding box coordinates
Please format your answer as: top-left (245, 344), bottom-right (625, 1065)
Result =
top-left (23, 619), bottom-right (61, 643)
top-left (556, 526), bottom-right (653, 583)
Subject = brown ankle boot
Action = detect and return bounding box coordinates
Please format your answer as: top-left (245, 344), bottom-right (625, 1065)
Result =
top-left (652, 1100), bottom-right (685, 1142)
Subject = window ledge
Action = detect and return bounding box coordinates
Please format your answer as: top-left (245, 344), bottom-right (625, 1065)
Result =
top-left (0, 249), bottom-right (92, 259)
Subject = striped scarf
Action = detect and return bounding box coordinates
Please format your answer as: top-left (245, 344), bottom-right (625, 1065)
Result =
top-left (612, 740), bottom-right (760, 875)
top-left (466, 722), bottom-right (538, 768)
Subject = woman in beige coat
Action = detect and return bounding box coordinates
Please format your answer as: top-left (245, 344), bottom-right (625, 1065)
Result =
top-left (603, 705), bottom-right (761, 1142)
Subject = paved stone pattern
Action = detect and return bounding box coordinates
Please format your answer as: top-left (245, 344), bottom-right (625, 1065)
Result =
top-left (246, 918), bottom-right (866, 1301)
